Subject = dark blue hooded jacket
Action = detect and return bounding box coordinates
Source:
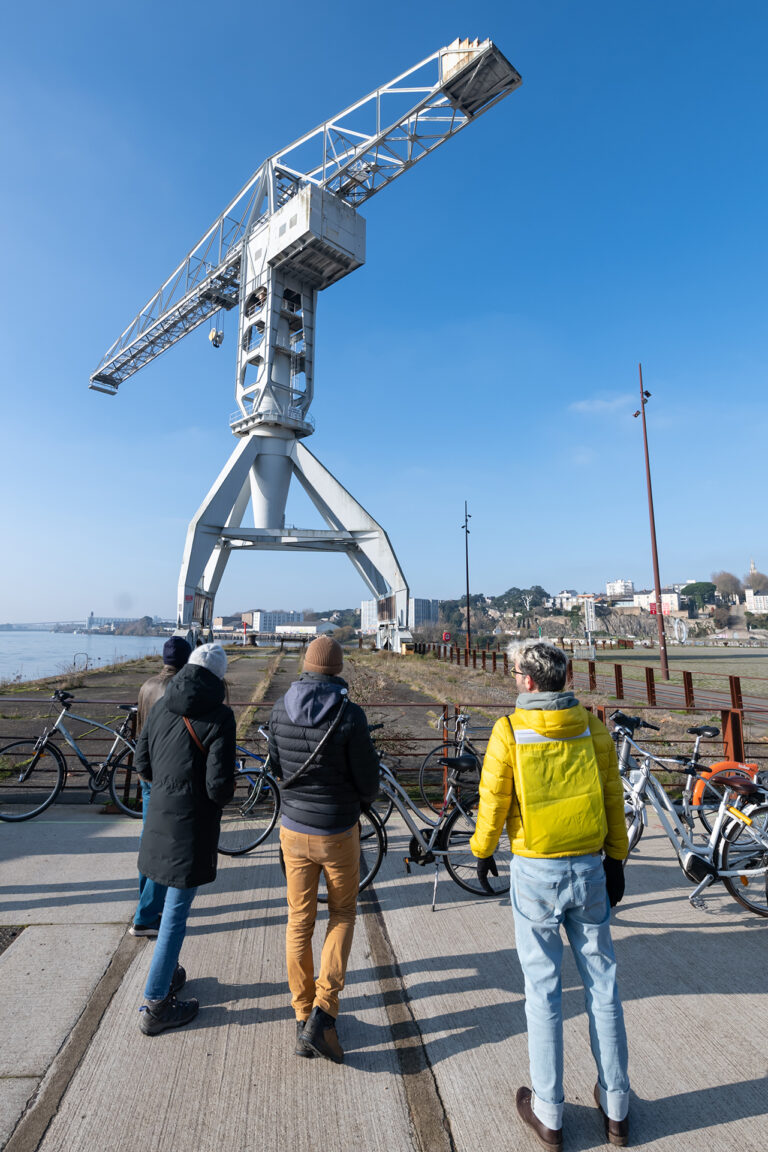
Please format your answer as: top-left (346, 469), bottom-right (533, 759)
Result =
top-left (268, 672), bottom-right (379, 830)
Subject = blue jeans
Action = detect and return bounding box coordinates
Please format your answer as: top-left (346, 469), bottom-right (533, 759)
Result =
top-left (134, 781), bottom-right (167, 928)
top-left (144, 886), bottom-right (198, 1001)
top-left (511, 853), bottom-right (629, 1130)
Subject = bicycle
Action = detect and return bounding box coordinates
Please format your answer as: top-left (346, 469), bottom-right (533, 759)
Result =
top-left (365, 752), bottom-right (510, 910)
top-left (218, 743), bottom-right (281, 856)
top-left (0, 690), bottom-right (138, 821)
top-left (611, 711), bottom-right (726, 836)
top-left (621, 739), bottom-right (768, 916)
top-left (418, 711), bottom-right (491, 814)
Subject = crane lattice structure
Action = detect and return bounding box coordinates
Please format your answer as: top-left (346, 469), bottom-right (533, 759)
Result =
top-left (90, 38), bottom-right (522, 648)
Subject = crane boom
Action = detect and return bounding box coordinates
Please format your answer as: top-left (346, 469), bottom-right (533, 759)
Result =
top-left (90, 38), bottom-right (521, 394)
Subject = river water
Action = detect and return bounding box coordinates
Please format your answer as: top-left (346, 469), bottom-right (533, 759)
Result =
top-left (0, 632), bottom-right (167, 684)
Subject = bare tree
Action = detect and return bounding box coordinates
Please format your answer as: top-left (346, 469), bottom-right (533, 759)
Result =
top-left (711, 571), bottom-right (743, 598)
top-left (744, 570), bottom-right (768, 593)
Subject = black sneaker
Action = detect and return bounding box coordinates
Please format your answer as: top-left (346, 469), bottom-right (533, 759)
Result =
top-left (295, 1019), bottom-right (317, 1058)
top-left (169, 964), bottom-right (186, 995)
top-left (129, 922), bottom-right (160, 938)
top-left (139, 993), bottom-right (199, 1036)
top-left (301, 1006), bottom-right (344, 1064)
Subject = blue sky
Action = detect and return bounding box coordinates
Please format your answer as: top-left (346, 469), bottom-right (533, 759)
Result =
top-left (1, 1), bottom-right (766, 622)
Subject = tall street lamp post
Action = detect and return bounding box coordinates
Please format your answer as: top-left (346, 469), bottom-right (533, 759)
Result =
top-left (633, 363), bottom-right (670, 680)
top-left (462, 501), bottom-right (471, 653)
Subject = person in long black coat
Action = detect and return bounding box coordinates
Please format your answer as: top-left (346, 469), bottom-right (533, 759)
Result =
top-left (135, 642), bottom-right (235, 1035)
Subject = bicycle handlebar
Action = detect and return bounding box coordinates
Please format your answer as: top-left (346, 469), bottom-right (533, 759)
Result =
top-left (611, 710), bottom-right (659, 733)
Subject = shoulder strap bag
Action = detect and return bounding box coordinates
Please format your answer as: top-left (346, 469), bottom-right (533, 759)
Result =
top-left (183, 716), bottom-right (209, 760)
top-left (279, 695), bottom-right (350, 791)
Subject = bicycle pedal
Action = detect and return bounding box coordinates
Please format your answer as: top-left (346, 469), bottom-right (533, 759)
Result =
top-left (403, 857), bottom-right (411, 875)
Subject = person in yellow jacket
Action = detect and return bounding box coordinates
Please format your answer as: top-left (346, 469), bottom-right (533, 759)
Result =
top-left (470, 640), bottom-right (630, 1151)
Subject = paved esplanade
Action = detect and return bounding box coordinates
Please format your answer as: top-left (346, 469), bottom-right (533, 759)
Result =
top-left (1, 807), bottom-right (766, 1152)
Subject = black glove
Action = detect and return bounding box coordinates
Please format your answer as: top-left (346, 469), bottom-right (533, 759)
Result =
top-left (476, 855), bottom-right (499, 893)
top-left (603, 856), bottom-right (625, 907)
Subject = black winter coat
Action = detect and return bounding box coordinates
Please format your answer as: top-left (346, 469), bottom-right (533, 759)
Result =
top-left (268, 672), bottom-right (379, 830)
top-left (136, 664), bottom-right (236, 888)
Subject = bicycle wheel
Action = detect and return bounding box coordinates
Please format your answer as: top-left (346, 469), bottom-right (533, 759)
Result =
top-left (108, 748), bottom-right (143, 817)
top-left (418, 745), bottom-right (454, 813)
top-left (0, 740), bottom-right (66, 821)
top-left (442, 804), bottom-right (510, 896)
top-left (219, 768), bottom-right (280, 855)
top-left (360, 789), bottom-right (394, 840)
top-left (719, 804), bottom-right (768, 917)
top-left (694, 766), bottom-right (758, 834)
top-left (623, 779), bottom-right (644, 853)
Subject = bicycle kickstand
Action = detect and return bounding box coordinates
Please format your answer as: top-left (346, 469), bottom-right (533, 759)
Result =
top-left (431, 863), bottom-right (440, 912)
top-left (689, 875), bottom-right (715, 909)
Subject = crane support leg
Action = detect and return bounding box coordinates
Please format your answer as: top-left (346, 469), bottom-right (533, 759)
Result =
top-left (176, 432), bottom-right (410, 649)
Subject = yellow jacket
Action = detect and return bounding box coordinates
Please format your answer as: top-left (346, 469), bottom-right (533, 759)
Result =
top-left (469, 702), bottom-right (628, 861)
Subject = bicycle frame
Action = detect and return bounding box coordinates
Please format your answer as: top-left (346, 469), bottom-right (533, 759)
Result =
top-left (49, 707), bottom-right (134, 775)
top-left (378, 760), bottom-right (476, 909)
top-left (623, 755), bottom-right (768, 905)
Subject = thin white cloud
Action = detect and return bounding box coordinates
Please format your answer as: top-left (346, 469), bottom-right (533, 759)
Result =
top-left (569, 393), bottom-right (634, 415)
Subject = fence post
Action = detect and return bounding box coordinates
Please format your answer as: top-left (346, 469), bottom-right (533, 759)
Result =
top-left (683, 671), bottom-right (694, 709)
top-left (729, 676), bottom-right (743, 710)
top-left (503, 652), bottom-right (509, 676)
top-left (472, 650), bottom-right (477, 669)
top-left (481, 650), bottom-right (486, 670)
top-left (721, 708), bottom-right (745, 762)
top-left (588, 660), bottom-right (597, 692)
top-left (492, 651), bottom-right (497, 673)
top-left (464, 648), bottom-right (469, 668)
top-left (566, 658), bottom-right (573, 687)
top-left (645, 667), bottom-right (657, 706)
top-left (613, 664), bottom-right (624, 700)
top-left (596, 705), bottom-right (608, 724)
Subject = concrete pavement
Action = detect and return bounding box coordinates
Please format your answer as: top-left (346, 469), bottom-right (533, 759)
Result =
top-left (1, 806), bottom-right (767, 1151)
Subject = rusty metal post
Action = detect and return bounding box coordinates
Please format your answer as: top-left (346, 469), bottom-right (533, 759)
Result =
top-left (588, 661), bottom-right (597, 692)
top-left (613, 664), bottom-right (624, 700)
top-left (721, 708), bottom-right (745, 762)
top-left (645, 667), bottom-right (657, 706)
top-left (482, 650), bottom-right (486, 670)
top-left (492, 651), bottom-right (497, 673)
top-left (729, 676), bottom-right (743, 710)
top-left (503, 652), bottom-right (509, 676)
top-left (636, 364), bottom-right (670, 680)
top-left (472, 649), bottom-right (477, 669)
top-left (596, 705), bottom-right (608, 724)
top-left (683, 670), bottom-right (694, 709)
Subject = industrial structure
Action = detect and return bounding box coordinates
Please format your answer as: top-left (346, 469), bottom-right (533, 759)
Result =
top-left (90, 39), bottom-right (522, 649)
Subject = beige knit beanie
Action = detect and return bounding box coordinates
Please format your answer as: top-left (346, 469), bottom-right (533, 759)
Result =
top-left (303, 635), bottom-right (343, 676)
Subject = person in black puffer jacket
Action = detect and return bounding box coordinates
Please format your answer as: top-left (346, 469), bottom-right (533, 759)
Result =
top-left (268, 635), bottom-right (379, 1064)
top-left (135, 643), bottom-right (235, 1036)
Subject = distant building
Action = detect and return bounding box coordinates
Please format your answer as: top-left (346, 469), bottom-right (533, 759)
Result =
top-left (245, 609), bottom-right (304, 632)
top-left (606, 579), bottom-right (634, 599)
top-left (745, 588), bottom-right (768, 613)
top-left (549, 590), bottom-right (579, 611)
top-left (633, 590), bottom-right (680, 615)
top-left (409, 598), bottom-right (439, 628)
top-left (360, 600), bottom-right (378, 635)
top-left (275, 622), bottom-right (338, 636)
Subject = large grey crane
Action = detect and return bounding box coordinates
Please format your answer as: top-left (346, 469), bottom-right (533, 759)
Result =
top-left (90, 38), bottom-right (522, 648)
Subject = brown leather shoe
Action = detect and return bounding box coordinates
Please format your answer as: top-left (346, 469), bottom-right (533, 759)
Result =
top-left (295, 1020), bottom-right (316, 1058)
top-left (594, 1084), bottom-right (629, 1146)
top-left (516, 1087), bottom-right (563, 1151)
top-left (301, 1006), bottom-right (344, 1064)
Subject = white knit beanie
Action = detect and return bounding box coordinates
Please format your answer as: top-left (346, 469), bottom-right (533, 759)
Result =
top-left (188, 643), bottom-right (228, 680)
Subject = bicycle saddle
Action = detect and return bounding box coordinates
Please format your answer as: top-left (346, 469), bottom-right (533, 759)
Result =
top-left (718, 776), bottom-right (762, 796)
top-left (118, 704), bottom-right (137, 713)
top-left (438, 755), bottom-right (479, 772)
top-left (687, 725), bottom-right (720, 738)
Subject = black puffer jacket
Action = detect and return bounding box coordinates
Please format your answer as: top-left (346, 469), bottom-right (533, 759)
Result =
top-left (136, 663), bottom-right (236, 888)
top-left (268, 672), bottom-right (379, 830)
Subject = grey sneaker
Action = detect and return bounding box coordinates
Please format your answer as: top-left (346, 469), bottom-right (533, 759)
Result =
top-left (295, 1019), bottom-right (317, 1058)
top-left (139, 993), bottom-right (199, 1036)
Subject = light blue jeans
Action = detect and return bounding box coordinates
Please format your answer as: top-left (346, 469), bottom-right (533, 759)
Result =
top-left (511, 853), bottom-right (629, 1130)
top-left (143, 886), bottom-right (197, 1001)
top-left (134, 781), bottom-right (167, 928)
